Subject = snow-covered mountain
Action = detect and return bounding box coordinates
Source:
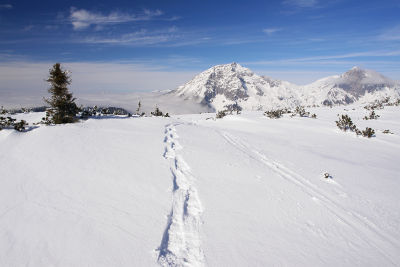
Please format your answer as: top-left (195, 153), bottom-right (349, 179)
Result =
top-left (171, 63), bottom-right (400, 111)
top-left (172, 62), bottom-right (301, 111)
top-left (301, 67), bottom-right (400, 106)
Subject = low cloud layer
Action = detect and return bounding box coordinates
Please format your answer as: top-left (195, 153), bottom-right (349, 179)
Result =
top-left (0, 61), bottom-right (197, 108)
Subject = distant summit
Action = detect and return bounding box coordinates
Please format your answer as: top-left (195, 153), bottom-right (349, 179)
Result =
top-left (305, 67), bottom-right (399, 106)
top-left (171, 63), bottom-right (400, 111)
top-left (173, 63), bottom-right (298, 111)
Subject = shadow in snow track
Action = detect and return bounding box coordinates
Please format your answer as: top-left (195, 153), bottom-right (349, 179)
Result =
top-left (157, 123), bottom-right (205, 267)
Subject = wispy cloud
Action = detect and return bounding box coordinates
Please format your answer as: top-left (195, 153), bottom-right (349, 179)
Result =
top-left (22, 25), bottom-right (34, 31)
top-left (165, 16), bottom-right (181, 21)
top-left (245, 50), bottom-right (400, 66)
top-left (45, 25), bottom-right (59, 30)
top-left (0, 4), bottom-right (12, 9)
top-left (282, 0), bottom-right (318, 8)
top-left (263, 28), bottom-right (282, 35)
top-left (379, 25), bottom-right (400, 41)
top-left (81, 28), bottom-right (178, 46)
top-left (69, 7), bottom-right (163, 30)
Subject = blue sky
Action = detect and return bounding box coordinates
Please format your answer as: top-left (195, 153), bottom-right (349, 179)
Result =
top-left (1, 0), bottom-right (400, 96)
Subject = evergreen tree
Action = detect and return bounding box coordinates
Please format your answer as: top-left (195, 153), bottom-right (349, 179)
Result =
top-left (151, 106), bottom-right (163, 116)
top-left (136, 101), bottom-right (141, 115)
top-left (44, 63), bottom-right (79, 124)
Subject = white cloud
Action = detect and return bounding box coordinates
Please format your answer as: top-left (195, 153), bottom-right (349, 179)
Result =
top-left (0, 4), bottom-right (12, 9)
top-left (69, 8), bottom-right (163, 30)
top-left (143, 9), bottom-right (163, 17)
top-left (262, 28), bottom-right (282, 35)
top-left (283, 0), bottom-right (318, 8)
top-left (166, 16), bottom-right (181, 21)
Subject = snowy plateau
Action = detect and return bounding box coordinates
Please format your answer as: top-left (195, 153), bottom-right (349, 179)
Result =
top-left (1, 64), bottom-right (400, 266)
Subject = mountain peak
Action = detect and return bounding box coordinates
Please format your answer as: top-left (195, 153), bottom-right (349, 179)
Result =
top-left (342, 66), bottom-right (368, 81)
top-left (211, 62), bottom-right (246, 72)
top-left (341, 67), bottom-right (393, 85)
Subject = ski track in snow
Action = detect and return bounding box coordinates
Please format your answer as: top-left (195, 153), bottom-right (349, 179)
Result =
top-left (220, 130), bottom-right (400, 266)
top-left (157, 123), bottom-right (205, 267)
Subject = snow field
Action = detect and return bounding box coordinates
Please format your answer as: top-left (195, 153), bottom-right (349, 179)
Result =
top-left (1, 105), bottom-right (400, 266)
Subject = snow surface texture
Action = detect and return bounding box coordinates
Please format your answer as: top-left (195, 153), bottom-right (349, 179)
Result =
top-left (172, 63), bottom-right (400, 111)
top-left (1, 106), bottom-right (400, 266)
top-left (158, 123), bottom-right (204, 266)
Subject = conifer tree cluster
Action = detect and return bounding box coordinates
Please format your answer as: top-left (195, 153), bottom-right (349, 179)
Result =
top-left (336, 114), bottom-right (375, 138)
top-left (264, 106), bottom-right (316, 119)
top-left (363, 110), bottom-right (380, 120)
top-left (151, 106), bottom-right (169, 117)
top-left (216, 110), bottom-right (227, 119)
top-left (264, 109), bottom-right (284, 119)
top-left (43, 63), bottom-right (79, 124)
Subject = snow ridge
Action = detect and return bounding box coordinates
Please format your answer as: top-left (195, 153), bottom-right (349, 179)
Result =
top-left (157, 123), bottom-right (204, 266)
top-left (220, 131), bottom-right (400, 265)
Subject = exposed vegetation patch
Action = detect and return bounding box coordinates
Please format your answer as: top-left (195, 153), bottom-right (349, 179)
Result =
top-left (264, 106), bottom-right (316, 119)
top-left (336, 114), bottom-right (375, 138)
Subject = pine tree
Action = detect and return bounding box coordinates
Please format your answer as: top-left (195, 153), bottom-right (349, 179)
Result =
top-left (151, 106), bottom-right (163, 116)
top-left (136, 101), bottom-right (141, 115)
top-left (44, 63), bottom-right (79, 124)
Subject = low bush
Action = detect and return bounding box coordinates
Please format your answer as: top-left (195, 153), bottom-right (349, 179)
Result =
top-left (336, 114), bottom-right (375, 138)
top-left (335, 114), bottom-right (357, 132)
top-left (13, 120), bottom-right (28, 132)
top-left (361, 127), bottom-right (375, 138)
top-left (0, 116), bottom-right (29, 132)
top-left (264, 109), bottom-right (284, 119)
top-left (363, 111), bottom-right (380, 120)
top-left (292, 106), bottom-right (310, 117)
top-left (216, 110), bottom-right (227, 119)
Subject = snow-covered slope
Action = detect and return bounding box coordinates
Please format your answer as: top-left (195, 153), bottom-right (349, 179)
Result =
top-left (1, 107), bottom-right (400, 266)
top-left (301, 67), bottom-right (400, 106)
top-left (171, 64), bottom-right (400, 111)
